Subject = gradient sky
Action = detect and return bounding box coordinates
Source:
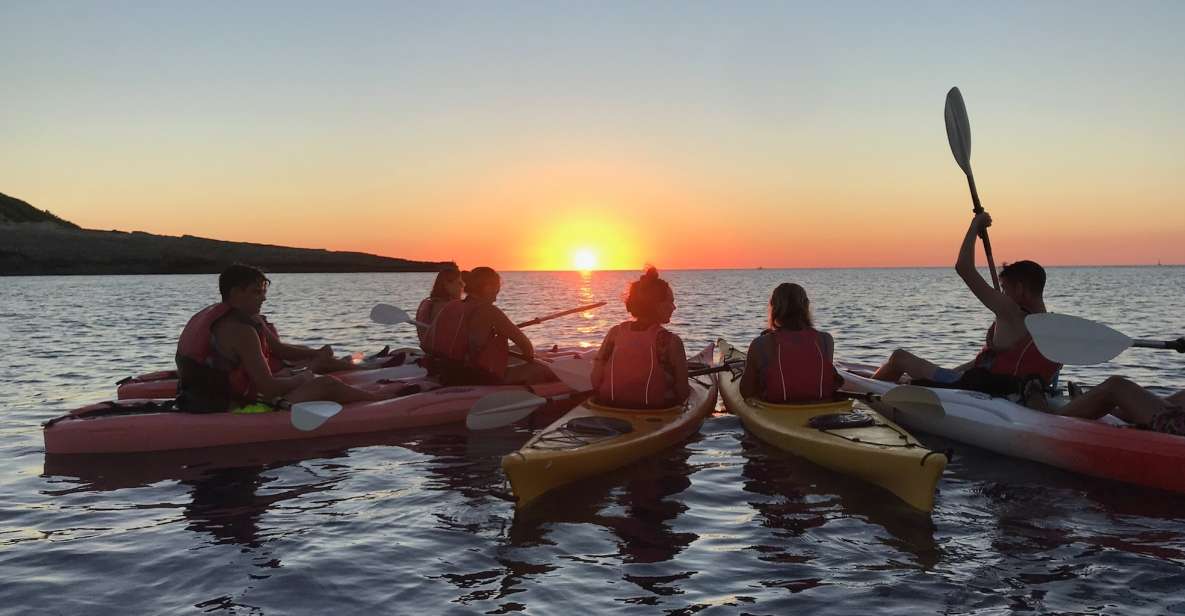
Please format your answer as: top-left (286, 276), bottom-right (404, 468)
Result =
top-left (3, 2), bottom-right (1183, 270)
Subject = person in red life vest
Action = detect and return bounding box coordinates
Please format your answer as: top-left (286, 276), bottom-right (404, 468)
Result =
top-left (415, 266), bottom-right (464, 351)
top-left (739, 283), bottom-right (841, 402)
top-left (422, 267), bottom-right (554, 385)
top-left (175, 264), bottom-right (409, 412)
top-left (871, 211), bottom-right (1062, 398)
top-left (591, 267), bottom-right (690, 409)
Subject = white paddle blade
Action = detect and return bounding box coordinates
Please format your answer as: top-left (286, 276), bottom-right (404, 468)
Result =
top-left (467, 391), bottom-right (546, 430)
top-left (547, 357), bottom-right (594, 392)
top-left (1026, 313), bottom-right (1132, 365)
top-left (370, 303), bottom-right (411, 325)
top-left (882, 385), bottom-right (945, 418)
top-left (944, 86), bottom-right (973, 173)
top-left (290, 401), bottom-right (344, 431)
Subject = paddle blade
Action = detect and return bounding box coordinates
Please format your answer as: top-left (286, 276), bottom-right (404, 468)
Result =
top-left (467, 390), bottom-right (546, 430)
top-left (290, 401), bottom-right (344, 431)
top-left (945, 87), bottom-right (973, 175)
top-left (370, 303), bottom-right (411, 325)
top-left (882, 385), bottom-right (945, 418)
top-left (1026, 313), bottom-right (1132, 365)
top-left (548, 357), bottom-right (594, 392)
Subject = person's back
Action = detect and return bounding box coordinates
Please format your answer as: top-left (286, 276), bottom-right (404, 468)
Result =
top-left (592, 268), bottom-right (689, 409)
top-left (739, 283), bottom-right (840, 403)
top-left (423, 267), bottom-right (550, 385)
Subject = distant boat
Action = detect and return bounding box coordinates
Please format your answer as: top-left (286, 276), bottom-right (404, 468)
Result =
top-left (756, 266), bottom-right (764, 270)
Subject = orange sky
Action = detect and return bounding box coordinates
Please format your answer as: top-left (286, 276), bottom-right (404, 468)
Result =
top-left (4, 4), bottom-right (1184, 270)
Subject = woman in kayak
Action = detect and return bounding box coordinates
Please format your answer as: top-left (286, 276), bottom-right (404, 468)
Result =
top-left (591, 267), bottom-right (689, 408)
top-left (739, 283), bottom-right (842, 402)
top-left (415, 266), bottom-right (464, 350)
top-left (423, 266), bottom-right (554, 385)
top-left (1025, 376), bottom-right (1185, 436)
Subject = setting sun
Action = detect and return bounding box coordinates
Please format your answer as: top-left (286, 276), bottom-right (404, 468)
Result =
top-left (572, 248), bottom-right (599, 271)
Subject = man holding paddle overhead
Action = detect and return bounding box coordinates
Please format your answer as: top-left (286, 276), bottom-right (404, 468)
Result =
top-left (871, 212), bottom-right (1062, 398)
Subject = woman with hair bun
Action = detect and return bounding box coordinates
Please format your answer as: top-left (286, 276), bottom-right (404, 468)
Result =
top-left (591, 267), bottom-right (689, 408)
top-left (423, 266), bottom-right (553, 385)
top-left (739, 283), bottom-right (842, 402)
top-left (415, 266), bottom-right (464, 350)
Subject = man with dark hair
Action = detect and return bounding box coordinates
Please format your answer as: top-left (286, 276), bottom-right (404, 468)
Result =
top-left (872, 212), bottom-right (1061, 397)
top-left (175, 264), bottom-right (405, 412)
top-left (216, 264), bottom-right (355, 374)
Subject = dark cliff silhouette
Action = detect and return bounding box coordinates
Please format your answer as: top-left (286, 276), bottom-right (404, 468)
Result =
top-left (0, 192), bottom-right (452, 275)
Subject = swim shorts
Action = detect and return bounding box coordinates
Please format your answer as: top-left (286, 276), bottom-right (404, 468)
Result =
top-left (1149, 408), bottom-right (1185, 436)
top-left (931, 368), bottom-right (962, 385)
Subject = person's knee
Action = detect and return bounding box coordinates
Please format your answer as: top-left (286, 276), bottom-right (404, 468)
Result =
top-left (888, 349), bottom-right (913, 364)
top-left (1101, 375), bottom-right (1134, 390)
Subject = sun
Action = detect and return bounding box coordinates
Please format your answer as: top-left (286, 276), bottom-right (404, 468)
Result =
top-left (572, 248), bottom-right (599, 271)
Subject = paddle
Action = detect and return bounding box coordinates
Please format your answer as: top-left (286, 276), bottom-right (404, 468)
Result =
top-left (515, 302), bottom-right (607, 328)
top-left (1026, 313), bottom-right (1185, 365)
top-left (466, 363), bottom-right (737, 430)
top-left (289, 400), bottom-right (345, 431)
top-left (840, 385), bottom-right (945, 418)
top-left (369, 301), bottom-right (606, 330)
top-left (945, 86), bottom-right (1000, 290)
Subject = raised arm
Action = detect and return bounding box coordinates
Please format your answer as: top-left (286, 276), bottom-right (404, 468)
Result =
top-left (955, 212), bottom-right (1022, 321)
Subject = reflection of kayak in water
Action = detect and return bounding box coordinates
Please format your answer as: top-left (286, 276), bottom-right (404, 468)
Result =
top-left (45, 347), bottom-right (597, 455)
top-left (502, 344), bottom-right (718, 509)
top-left (115, 347), bottom-right (424, 399)
top-left (718, 339), bottom-right (946, 512)
top-left (839, 362), bottom-right (1185, 495)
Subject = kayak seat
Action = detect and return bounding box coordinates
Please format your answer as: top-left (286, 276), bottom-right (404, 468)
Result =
top-left (808, 412), bottom-right (876, 430)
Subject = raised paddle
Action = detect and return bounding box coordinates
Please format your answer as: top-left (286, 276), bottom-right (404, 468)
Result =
top-left (945, 86), bottom-right (1000, 290)
top-left (466, 363), bottom-right (737, 430)
top-left (1026, 313), bottom-right (1185, 365)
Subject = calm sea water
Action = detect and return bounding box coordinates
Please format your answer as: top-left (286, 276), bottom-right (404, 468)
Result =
top-left (2, 268), bottom-right (1184, 615)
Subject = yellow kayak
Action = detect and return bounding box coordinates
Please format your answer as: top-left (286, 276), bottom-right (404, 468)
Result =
top-left (502, 345), bottom-right (719, 509)
top-left (717, 338), bottom-right (946, 512)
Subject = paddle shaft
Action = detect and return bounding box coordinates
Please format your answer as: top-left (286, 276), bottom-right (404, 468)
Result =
top-left (516, 302), bottom-right (607, 328)
top-left (1133, 337), bottom-right (1185, 352)
top-left (963, 171), bottom-right (1000, 290)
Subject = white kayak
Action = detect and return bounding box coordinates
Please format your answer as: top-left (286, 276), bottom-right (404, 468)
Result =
top-left (837, 363), bottom-right (1185, 494)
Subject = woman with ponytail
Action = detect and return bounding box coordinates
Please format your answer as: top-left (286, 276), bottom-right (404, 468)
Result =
top-left (591, 267), bottom-right (689, 409)
top-left (739, 283), bottom-right (842, 402)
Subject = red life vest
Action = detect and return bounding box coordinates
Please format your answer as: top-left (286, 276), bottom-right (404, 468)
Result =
top-left (760, 328), bottom-right (839, 403)
top-left (175, 303), bottom-right (273, 409)
top-left (258, 316), bottom-right (284, 373)
top-left (596, 322), bottom-right (674, 409)
top-left (973, 321), bottom-right (1061, 384)
top-left (424, 299), bottom-right (509, 380)
top-left (416, 297), bottom-right (448, 350)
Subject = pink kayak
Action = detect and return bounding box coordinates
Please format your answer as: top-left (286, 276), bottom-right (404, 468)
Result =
top-left (114, 347), bottom-right (424, 399)
top-left (44, 379), bottom-right (583, 455)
